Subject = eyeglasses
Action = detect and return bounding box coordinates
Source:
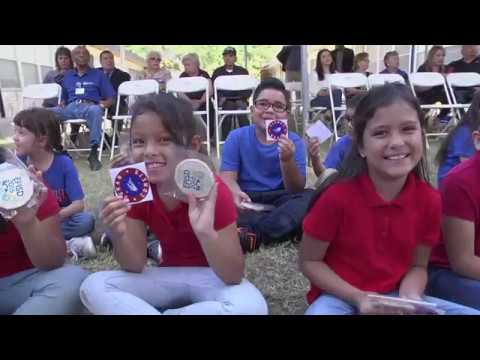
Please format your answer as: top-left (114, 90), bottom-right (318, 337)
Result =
top-left (254, 100), bottom-right (288, 113)
top-left (149, 57), bottom-right (161, 61)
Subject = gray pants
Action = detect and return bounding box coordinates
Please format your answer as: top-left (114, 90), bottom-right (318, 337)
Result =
top-left (0, 265), bottom-right (89, 315)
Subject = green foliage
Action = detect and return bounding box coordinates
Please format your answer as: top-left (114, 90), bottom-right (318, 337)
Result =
top-left (126, 45), bottom-right (283, 78)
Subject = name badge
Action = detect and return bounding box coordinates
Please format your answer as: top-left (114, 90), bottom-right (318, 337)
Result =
top-left (75, 88), bottom-right (85, 95)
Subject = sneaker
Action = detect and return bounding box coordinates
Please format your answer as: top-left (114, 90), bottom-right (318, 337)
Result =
top-left (99, 232), bottom-right (112, 248)
top-left (66, 236), bottom-right (97, 261)
top-left (88, 146), bottom-right (102, 171)
top-left (147, 240), bottom-right (163, 265)
top-left (237, 227), bottom-right (261, 253)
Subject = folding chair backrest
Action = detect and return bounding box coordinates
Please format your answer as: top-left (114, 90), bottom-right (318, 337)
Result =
top-left (368, 73), bottom-right (405, 87)
top-left (117, 79), bottom-right (160, 96)
top-left (22, 83), bottom-right (62, 102)
top-left (447, 72), bottom-right (480, 88)
top-left (166, 76), bottom-right (209, 94)
top-left (214, 75), bottom-right (258, 92)
top-left (408, 72), bottom-right (445, 88)
top-left (328, 73), bottom-right (369, 89)
top-left (285, 81), bottom-right (302, 92)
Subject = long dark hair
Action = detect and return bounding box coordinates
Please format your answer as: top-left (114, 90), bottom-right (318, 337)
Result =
top-left (130, 92), bottom-right (199, 150)
top-left (309, 83), bottom-right (429, 209)
top-left (315, 49), bottom-right (336, 81)
top-left (54, 46), bottom-right (73, 71)
top-left (13, 108), bottom-right (66, 155)
top-left (422, 45), bottom-right (446, 73)
top-left (436, 91), bottom-right (480, 165)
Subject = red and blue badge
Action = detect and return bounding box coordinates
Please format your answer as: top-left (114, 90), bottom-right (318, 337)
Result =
top-left (110, 163), bottom-right (153, 204)
top-left (266, 119), bottom-right (288, 141)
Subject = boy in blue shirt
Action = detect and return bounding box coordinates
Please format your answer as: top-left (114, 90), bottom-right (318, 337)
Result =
top-left (220, 78), bottom-right (313, 252)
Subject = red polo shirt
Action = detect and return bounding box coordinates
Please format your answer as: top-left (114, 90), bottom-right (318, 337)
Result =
top-left (128, 176), bottom-right (237, 267)
top-left (0, 189), bottom-right (60, 278)
top-left (430, 151), bottom-right (480, 268)
top-left (303, 171), bottom-right (441, 304)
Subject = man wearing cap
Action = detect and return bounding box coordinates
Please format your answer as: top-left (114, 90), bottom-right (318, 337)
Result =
top-left (50, 46), bottom-right (114, 171)
top-left (212, 47), bottom-right (252, 140)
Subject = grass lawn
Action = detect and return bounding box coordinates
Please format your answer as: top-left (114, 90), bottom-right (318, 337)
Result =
top-left (0, 123), bottom-right (441, 315)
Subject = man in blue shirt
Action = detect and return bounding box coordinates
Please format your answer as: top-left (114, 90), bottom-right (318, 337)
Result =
top-left (220, 78), bottom-right (313, 252)
top-left (50, 46), bottom-right (114, 171)
top-left (380, 51), bottom-right (409, 84)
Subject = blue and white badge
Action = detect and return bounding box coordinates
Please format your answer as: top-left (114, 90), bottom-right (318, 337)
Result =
top-left (0, 166), bottom-right (34, 210)
top-left (265, 119), bottom-right (288, 141)
top-left (75, 88), bottom-right (85, 95)
top-left (109, 162), bottom-right (153, 204)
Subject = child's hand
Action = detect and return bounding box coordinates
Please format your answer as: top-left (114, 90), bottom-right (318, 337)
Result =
top-left (187, 183), bottom-right (218, 240)
top-left (307, 137), bottom-right (321, 160)
top-left (354, 292), bottom-right (414, 315)
top-left (100, 196), bottom-right (130, 236)
top-left (234, 190), bottom-right (252, 209)
top-left (278, 135), bottom-right (295, 163)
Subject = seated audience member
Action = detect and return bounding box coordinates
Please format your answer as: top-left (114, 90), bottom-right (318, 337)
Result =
top-left (220, 78), bottom-right (314, 253)
top-left (299, 84), bottom-right (479, 315)
top-left (308, 95), bottom-right (365, 184)
top-left (211, 47), bottom-right (252, 140)
top-left (331, 45), bottom-right (355, 73)
top-left (309, 49), bottom-right (341, 110)
top-left (436, 92), bottom-right (480, 186)
top-left (43, 46), bottom-right (74, 108)
top-left (447, 45), bottom-right (480, 105)
top-left (143, 51), bottom-right (172, 91)
top-left (14, 108), bottom-right (96, 260)
top-left (0, 146), bottom-right (89, 315)
top-left (49, 46), bottom-right (114, 171)
top-left (380, 50), bottom-right (409, 84)
top-left (98, 49), bottom-right (131, 140)
top-left (79, 93), bottom-right (268, 315)
top-left (428, 118), bottom-right (480, 310)
top-left (179, 53), bottom-right (214, 139)
top-left (415, 45), bottom-right (449, 119)
top-left (346, 52), bottom-right (370, 98)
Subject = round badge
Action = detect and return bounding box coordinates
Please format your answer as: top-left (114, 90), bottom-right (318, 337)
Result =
top-left (267, 120), bottom-right (287, 140)
top-left (115, 167), bottom-right (150, 203)
top-left (174, 159), bottom-right (215, 198)
top-left (0, 168), bottom-right (34, 210)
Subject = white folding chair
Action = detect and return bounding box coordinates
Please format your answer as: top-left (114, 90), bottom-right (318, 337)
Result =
top-left (409, 72), bottom-right (459, 138)
top-left (167, 76), bottom-right (211, 155)
top-left (108, 79), bottom-right (159, 160)
top-left (327, 73), bottom-right (369, 141)
top-left (446, 72), bottom-right (480, 119)
top-left (368, 73), bottom-right (406, 87)
top-left (22, 83), bottom-right (62, 107)
top-left (213, 75), bottom-right (258, 159)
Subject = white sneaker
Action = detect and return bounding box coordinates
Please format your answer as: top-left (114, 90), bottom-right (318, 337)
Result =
top-left (67, 236), bottom-right (97, 261)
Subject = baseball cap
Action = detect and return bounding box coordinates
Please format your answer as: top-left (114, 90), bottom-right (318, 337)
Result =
top-left (223, 47), bottom-right (237, 56)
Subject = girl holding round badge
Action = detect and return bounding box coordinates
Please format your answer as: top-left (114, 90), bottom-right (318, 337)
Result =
top-left (81, 93), bottom-right (267, 315)
top-left (0, 146), bottom-right (89, 315)
top-left (299, 83), bottom-right (479, 315)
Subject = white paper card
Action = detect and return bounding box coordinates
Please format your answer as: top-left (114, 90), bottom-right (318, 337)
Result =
top-left (109, 162), bottom-right (153, 204)
top-left (306, 120), bottom-right (333, 143)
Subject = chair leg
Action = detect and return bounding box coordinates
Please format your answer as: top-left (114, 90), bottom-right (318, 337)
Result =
top-left (110, 120), bottom-right (118, 160)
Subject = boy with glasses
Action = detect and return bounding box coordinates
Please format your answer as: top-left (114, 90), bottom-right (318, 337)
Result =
top-left (220, 78), bottom-right (313, 252)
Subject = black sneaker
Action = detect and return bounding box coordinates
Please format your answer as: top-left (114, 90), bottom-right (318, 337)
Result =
top-left (237, 227), bottom-right (261, 253)
top-left (88, 146), bottom-right (102, 171)
top-left (147, 240), bottom-right (162, 265)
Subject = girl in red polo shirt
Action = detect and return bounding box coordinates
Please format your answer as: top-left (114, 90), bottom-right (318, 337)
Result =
top-left (80, 93), bottom-right (267, 315)
top-left (0, 147), bottom-right (88, 314)
top-left (300, 83), bottom-right (479, 315)
top-left (427, 124), bottom-right (480, 310)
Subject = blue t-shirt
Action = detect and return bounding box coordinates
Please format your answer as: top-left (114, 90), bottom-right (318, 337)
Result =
top-left (437, 124), bottom-right (476, 186)
top-left (62, 68), bottom-right (115, 104)
top-left (220, 125), bottom-right (307, 192)
top-left (324, 135), bottom-right (352, 171)
top-left (42, 153), bottom-right (85, 208)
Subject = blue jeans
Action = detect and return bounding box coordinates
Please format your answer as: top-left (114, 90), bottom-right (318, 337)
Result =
top-left (80, 267), bottom-right (268, 315)
top-left (0, 265), bottom-right (89, 314)
top-left (239, 189), bottom-right (314, 243)
top-left (61, 212), bottom-right (95, 240)
top-left (305, 290), bottom-right (480, 315)
top-left (426, 265), bottom-right (480, 310)
top-left (51, 102), bottom-right (104, 146)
